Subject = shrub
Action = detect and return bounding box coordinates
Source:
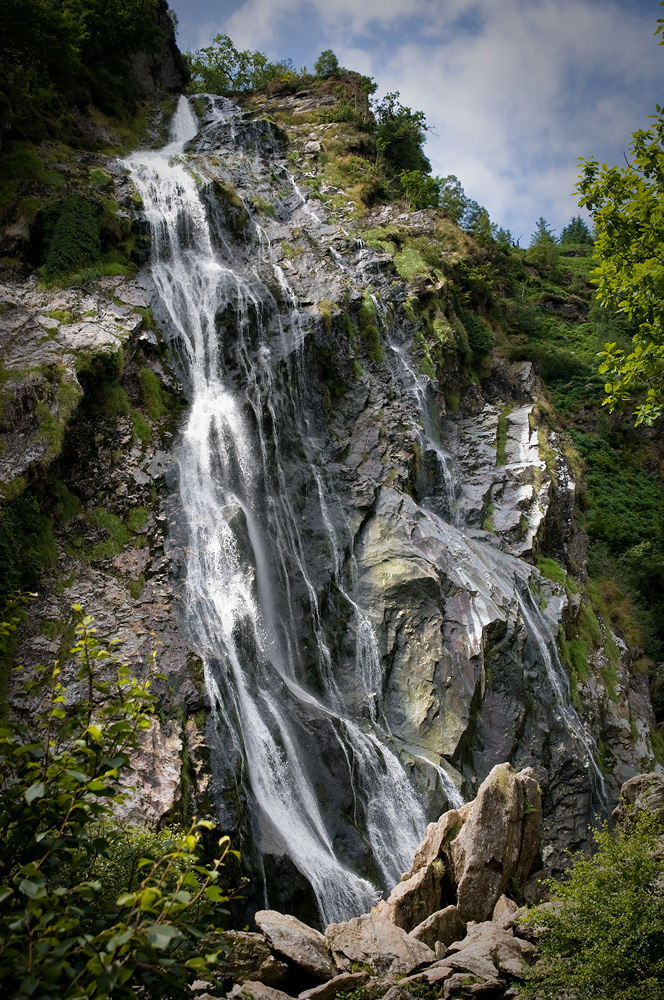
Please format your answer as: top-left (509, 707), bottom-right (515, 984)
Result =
top-left (42, 196), bottom-right (101, 276)
top-left (522, 811), bottom-right (664, 1000)
top-left (0, 610), bottom-right (236, 999)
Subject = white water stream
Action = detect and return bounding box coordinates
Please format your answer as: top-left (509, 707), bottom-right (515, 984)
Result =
top-left (125, 96), bottom-right (430, 922)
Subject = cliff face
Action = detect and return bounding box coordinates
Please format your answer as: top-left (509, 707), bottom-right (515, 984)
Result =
top-left (0, 85), bottom-right (659, 925)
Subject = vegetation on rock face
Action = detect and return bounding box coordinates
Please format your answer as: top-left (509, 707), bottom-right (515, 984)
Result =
top-left (522, 810), bottom-right (664, 1000)
top-left (0, 611), bottom-right (236, 999)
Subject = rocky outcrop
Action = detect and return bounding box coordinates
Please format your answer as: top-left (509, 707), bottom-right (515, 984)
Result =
top-left (232, 760), bottom-right (544, 1000)
top-left (324, 911), bottom-right (435, 976)
top-left (255, 911), bottom-right (339, 981)
top-left (612, 772), bottom-right (664, 825)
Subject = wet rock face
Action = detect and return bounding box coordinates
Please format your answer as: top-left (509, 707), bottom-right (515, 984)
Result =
top-left (3, 90), bottom-right (658, 923)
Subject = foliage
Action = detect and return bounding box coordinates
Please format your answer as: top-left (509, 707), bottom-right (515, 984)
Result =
top-left (314, 49), bottom-right (340, 79)
top-left (42, 196), bottom-right (101, 276)
top-left (0, 610), bottom-right (235, 999)
top-left (577, 106), bottom-right (664, 424)
top-left (560, 215), bottom-right (594, 245)
top-left (188, 34), bottom-right (297, 94)
top-left (0, 0), bottom-right (166, 134)
top-left (527, 216), bottom-right (559, 270)
top-left (399, 170), bottom-right (441, 211)
top-left (522, 811), bottom-right (664, 1000)
top-left (373, 92), bottom-right (431, 174)
top-left (0, 495), bottom-right (57, 601)
top-left (438, 174), bottom-right (468, 223)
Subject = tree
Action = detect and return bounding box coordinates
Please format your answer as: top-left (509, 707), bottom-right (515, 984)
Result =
top-left (189, 34), bottom-right (296, 94)
top-left (438, 174), bottom-right (468, 223)
top-left (577, 108), bottom-right (664, 424)
top-left (314, 49), bottom-right (339, 79)
top-left (527, 216), bottom-right (559, 270)
top-left (0, 609), bottom-right (236, 999)
top-left (373, 92), bottom-right (431, 174)
top-left (522, 811), bottom-right (664, 1000)
top-left (560, 215), bottom-right (594, 245)
top-left (399, 169), bottom-right (440, 210)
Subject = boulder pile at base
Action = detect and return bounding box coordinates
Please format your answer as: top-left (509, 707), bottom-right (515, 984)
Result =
top-left (221, 763), bottom-right (546, 1000)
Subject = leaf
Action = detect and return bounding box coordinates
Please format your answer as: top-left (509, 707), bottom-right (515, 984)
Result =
top-left (146, 924), bottom-right (182, 949)
top-left (204, 885), bottom-right (228, 901)
top-left (24, 781), bottom-right (46, 803)
top-left (19, 878), bottom-right (47, 899)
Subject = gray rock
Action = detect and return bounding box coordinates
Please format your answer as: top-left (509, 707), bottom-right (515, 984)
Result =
top-left (408, 811), bottom-right (463, 877)
top-left (325, 910), bottom-right (435, 976)
top-left (224, 930), bottom-right (290, 986)
top-left (227, 981), bottom-right (294, 1000)
top-left (613, 772), bottom-right (664, 825)
top-left (255, 910), bottom-right (338, 981)
top-left (409, 906), bottom-right (466, 950)
top-left (400, 964), bottom-right (454, 987)
top-left (447, 921), bottom-right (535, 980)
top-left (298, 972), bottom-right (368, 1000)
top-left (450, 764), bottom-right (541, 922)
top-left (379, 863), bottom-right (443, 932)
top-left (491, 896), bottom-right (518, 929)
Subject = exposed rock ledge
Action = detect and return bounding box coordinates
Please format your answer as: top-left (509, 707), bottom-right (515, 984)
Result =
top-left (221, 763), bottom-right (543, 1000)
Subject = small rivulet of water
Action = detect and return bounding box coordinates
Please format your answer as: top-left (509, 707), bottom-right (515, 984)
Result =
top-left (386, 332), bottom-right (609, 817)
top-left (124, 96), bottom-right (435, 923)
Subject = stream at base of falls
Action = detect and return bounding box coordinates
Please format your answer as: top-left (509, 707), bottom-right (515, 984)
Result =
top-left (125, 94), bottom-right (609, 924)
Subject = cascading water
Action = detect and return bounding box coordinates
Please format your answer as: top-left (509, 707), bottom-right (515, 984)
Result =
top-left (386, 332), bottom-right (609, 814)
top-left (125, 96), bottom-right (432, 923)
top-left (125, 89), bottom-right (612, 921)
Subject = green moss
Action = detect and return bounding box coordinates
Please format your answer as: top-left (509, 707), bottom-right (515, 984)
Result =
top-left (536, 557), bottom-right (567, 587)
top-left (358, 289), bottom-right (383, 362)
top-left (138, 368), bottom-right (170, 420)
top-left (394, 245), bottom-right (429, 282)
top-left (131, 409), bottom-right (152, 444)
top-left (95, 383), bottom-right (130, 418)
top-left (126, 507), bottom-right (148, 532)
top-left (496, 403), bottom-right (513, 466)
top-left (75, 506), bottom-right (130, 562)
top-left (319, 299), bottom-right (335, 331)
top-left (88, 167), bottom-right (114, 190)
top-left (129, 574), bottom-right (145, 600)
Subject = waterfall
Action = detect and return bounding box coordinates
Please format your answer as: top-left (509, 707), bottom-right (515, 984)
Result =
top-left (125, 96), bottom-right (430, 923)
top-left (387, 337), bottom-right (609, 813)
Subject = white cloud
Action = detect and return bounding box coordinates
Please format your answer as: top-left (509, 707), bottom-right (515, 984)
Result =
top-left (174, 0), bottom-right (662, 237)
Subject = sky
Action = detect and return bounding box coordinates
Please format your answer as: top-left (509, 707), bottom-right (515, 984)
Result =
top-left (169, 0), bottom-right (664, 242)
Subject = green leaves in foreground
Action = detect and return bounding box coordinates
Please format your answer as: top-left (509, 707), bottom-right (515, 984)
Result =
top-left (522, 811), bottom-right (664, 1000)
top-left (0, 610), bottom-right (237, 999)
top-left (577, 107), bottom-right (664, 425)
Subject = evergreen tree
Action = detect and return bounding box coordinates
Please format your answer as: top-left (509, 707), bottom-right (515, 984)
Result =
top-left (560, 215), bottom-right (594, 245)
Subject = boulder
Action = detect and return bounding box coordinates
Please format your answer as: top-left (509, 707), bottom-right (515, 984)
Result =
top-left (298, 972), bottom-right (369, 1000)
top-left (513, 768), bottom-right (542, 888)
top-left (225, 930), bottom-right (290, 986)
top-left (409, 905), bottom-right (466, 950)
top-left (255, 910), bottom-right (338, 981)
top-left (379, 862), bottom-right (443, 931)
top-left (381, 988), bottom-right (418, 1000)
top-left (407, 810), bottom-right (463, 876)
top-left (491, 896), bottom-right (518, 929)
top-left (443, 973), bottom-right (504, 998)
top-left (324, 909), bottom-right (435, 976)
top-left (400, 964), bottom-right (454, 987)
top-left (613, 772), bottom-right (664, 825)
top-left (446, 921), bottom-right (536, 981)
top-left (227, 982), bottom-right (294, 1000)
top-left (450, 764), bottom-right (541, 921)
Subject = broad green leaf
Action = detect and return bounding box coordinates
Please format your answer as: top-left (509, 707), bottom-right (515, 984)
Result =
top-left (24, 781), bottom-right (46, 803)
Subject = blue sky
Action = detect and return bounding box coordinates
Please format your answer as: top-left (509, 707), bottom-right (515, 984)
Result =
top-left (169, 0), bottom-right (663, 241)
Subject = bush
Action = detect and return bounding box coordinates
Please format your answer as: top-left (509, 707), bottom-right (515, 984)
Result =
top-left (0, 610), bottom-right (236, 999)
top-left (42, 196), bottom-right (101, 276)
top-left (523, 811), bottom-right (664, 1000)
